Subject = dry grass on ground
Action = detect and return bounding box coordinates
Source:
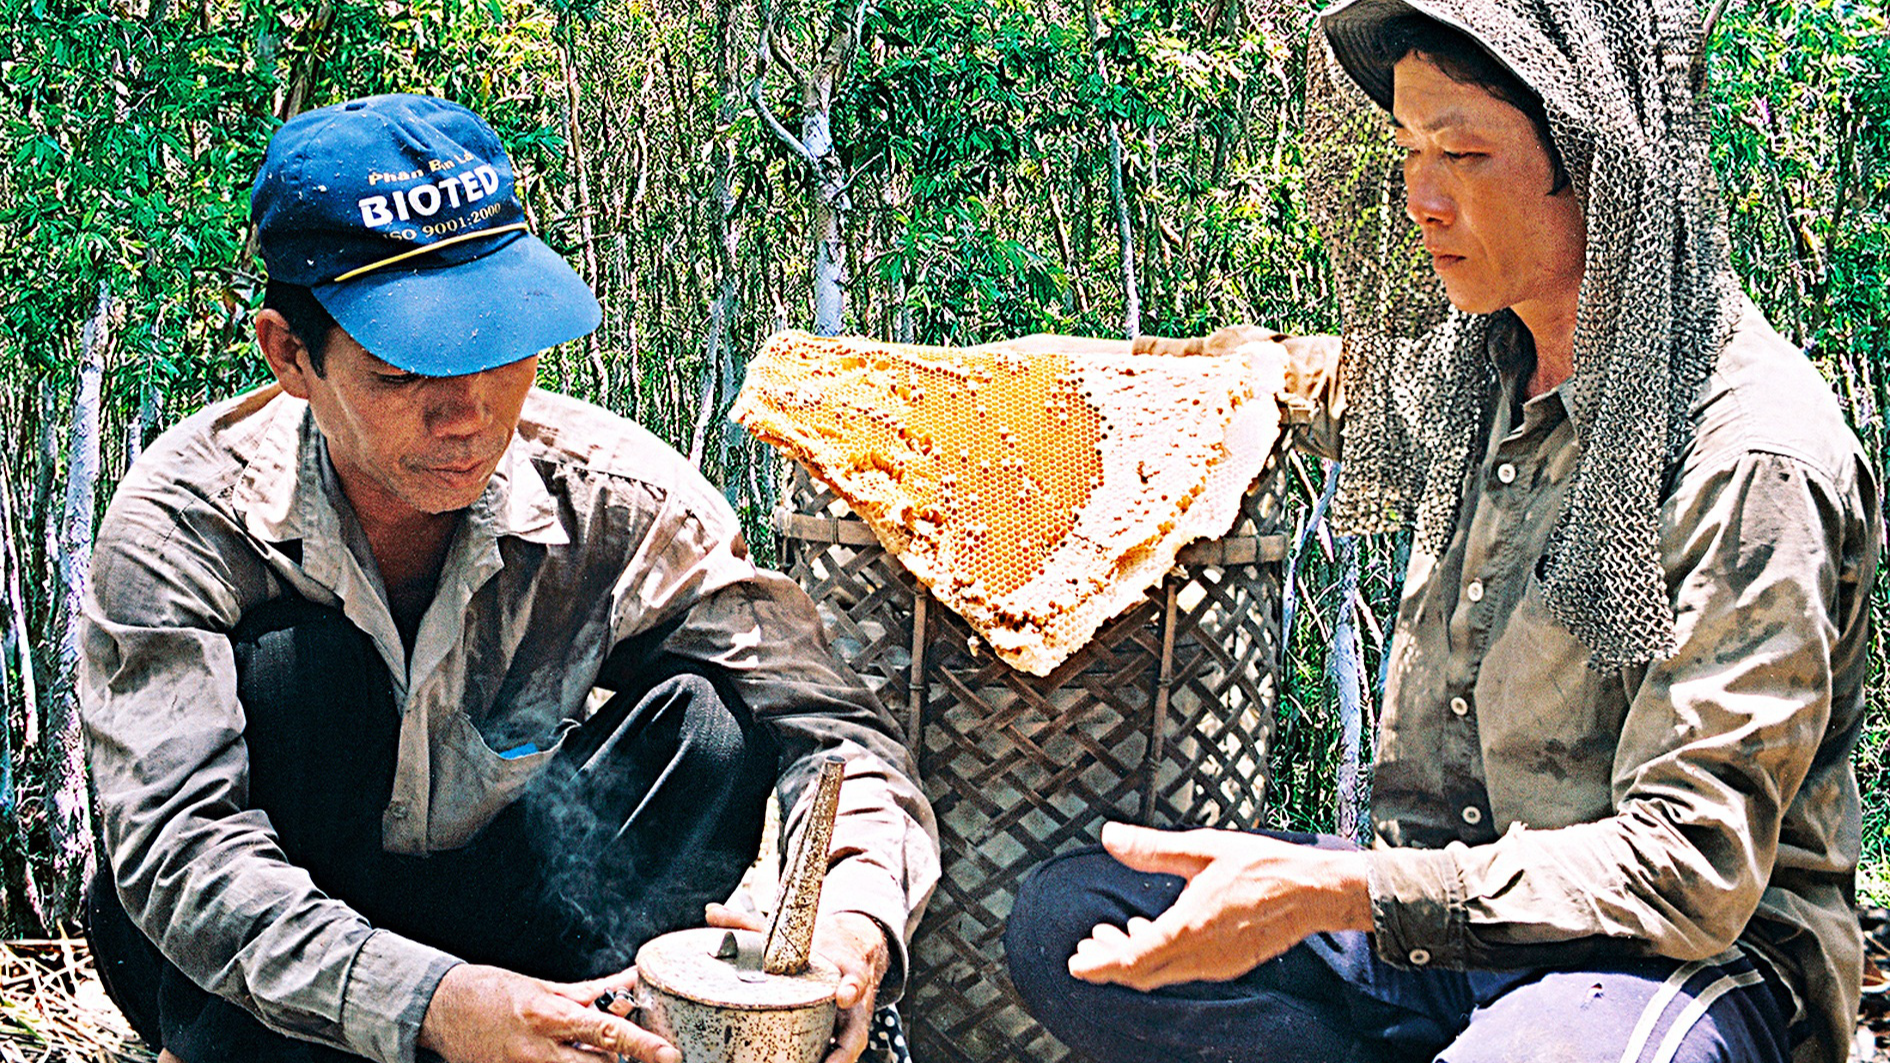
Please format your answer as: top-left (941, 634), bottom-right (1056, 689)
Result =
top-left (0, 939), bottom-right (152, 1063)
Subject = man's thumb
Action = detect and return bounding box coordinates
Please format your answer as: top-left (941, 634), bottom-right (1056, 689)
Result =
top-left (1099, 822), bottom-right (1218, 878)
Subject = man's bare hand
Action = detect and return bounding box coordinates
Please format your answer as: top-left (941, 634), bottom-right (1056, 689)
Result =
top-left (417, 962), bottom-right (678, 1063)
top-left (704, 903), bottom-right (891, 1063)
top-left (1068, 823), bottom-right (1373, 991)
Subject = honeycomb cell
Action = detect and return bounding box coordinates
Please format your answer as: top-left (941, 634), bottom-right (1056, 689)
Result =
top-left (744, 330), bottom-right (1103, 599)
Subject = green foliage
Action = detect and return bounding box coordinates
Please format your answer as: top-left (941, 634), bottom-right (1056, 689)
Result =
top-left (1707, 0), bottom-right (1890, 901)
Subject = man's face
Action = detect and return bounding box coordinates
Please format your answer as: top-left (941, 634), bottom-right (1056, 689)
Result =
top-left (1391, 53), bottom-right (1586, 319)
top-left (276, 325), bottom-right (538, 526)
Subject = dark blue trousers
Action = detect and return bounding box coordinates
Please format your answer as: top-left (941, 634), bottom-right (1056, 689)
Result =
top-left (1005, 839), bottom-right (1798, 1063)
top-left (86, 596), bottom-right (777, 1063)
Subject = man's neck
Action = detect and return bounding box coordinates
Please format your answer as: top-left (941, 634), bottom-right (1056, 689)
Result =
top-left (1515, 295), bottom-right (1578, 399)
top-left (370, 510), bottom-right (460, 654)
top-left (336, 473), bottom-right (462, 652)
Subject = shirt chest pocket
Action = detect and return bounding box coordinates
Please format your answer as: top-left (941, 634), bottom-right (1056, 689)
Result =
top-left (1475, 574), bottom-right (1630, 829)
top-left (424, 707), bottom-right (574, 850)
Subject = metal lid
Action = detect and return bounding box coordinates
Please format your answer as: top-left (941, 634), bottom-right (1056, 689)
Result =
top-left (636, 929), bottom-right (840, 1010)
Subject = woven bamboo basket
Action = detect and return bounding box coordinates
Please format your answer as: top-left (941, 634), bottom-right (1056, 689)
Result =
top-left (776, 453), bottom-right (1290, 1063)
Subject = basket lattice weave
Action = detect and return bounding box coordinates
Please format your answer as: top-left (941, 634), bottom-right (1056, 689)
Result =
top-left (777, 458), bottom-right (1290, 1063)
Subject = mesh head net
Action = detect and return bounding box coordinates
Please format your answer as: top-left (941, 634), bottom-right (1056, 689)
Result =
top-left (1306, 0), bottom-right (1738, 668)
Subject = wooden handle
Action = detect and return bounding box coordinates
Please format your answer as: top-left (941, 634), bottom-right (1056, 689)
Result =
top-left (762, 757), bottom-right (846, 975)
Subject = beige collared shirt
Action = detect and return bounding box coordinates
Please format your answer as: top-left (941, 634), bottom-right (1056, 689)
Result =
top-left (1294, 300), bottom-right (1879, 1063)
top-left (82, 385), bottom-right (940, 1063)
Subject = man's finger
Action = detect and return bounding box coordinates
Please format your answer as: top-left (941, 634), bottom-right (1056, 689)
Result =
top-left (1099, 822), bottom-right (1221, 878)
top-left (559, 1005), bottom-right (680, 1063)
top-left (1068, 904), bottom-right (1191, 985)
top-left (834, 973), bottom-right (870, 1010)
top-left (560, 964), bottom-right (639, 1007)
top-left (704, 901), bottom-right (769, 932)
top-left (1071, 933), bottom-right (1185, 990)
top-left (820, 999), bottom-right (873, 1063)
top-left (1068, 926), bottom-right (1137, 979)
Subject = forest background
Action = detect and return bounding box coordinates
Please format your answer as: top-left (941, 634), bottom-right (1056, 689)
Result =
top-left (0, 0), bottom-right (1882, 932)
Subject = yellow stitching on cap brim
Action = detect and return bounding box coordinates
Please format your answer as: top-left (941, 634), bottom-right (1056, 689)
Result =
top-left (330, 222), bottom-right (531, 283)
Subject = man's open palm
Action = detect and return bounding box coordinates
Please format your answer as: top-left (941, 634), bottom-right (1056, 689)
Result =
top-left (1067, 823), bottom-right (1373, 991)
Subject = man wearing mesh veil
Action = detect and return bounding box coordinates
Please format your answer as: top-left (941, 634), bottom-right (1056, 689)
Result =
top-left (1003, 2), bottom-right (1881, 1061)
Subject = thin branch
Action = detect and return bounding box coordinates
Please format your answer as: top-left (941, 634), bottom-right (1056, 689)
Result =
top-left (748, 0), bottom-right (820, 168)
top-left (749, 76), bottom-right (820, 167)
top-left (1702, 0), bottom-right (1733, 41)
top-left (1692, 0), bottom-right (1734, 92)
top-left (768, 21), bottom-right (809, 93)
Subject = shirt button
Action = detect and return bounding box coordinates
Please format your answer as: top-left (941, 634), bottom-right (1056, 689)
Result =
top-left (1408, 948), bottom-right (1432, 966)
top-left (1466, 580), bottom-right (1485, 603)
top-left (1496, 462), bottom-right (1517, 484)
top-left (1462, 806), bottom-right (1484, 825)
top-left (1449, 696), bottom-right (1470, 717)
top-left (387, 801), bottom-right (410, 820)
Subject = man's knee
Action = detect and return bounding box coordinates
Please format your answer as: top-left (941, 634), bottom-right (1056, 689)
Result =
top-left (572, 661), bottom-right (766, 773)
top-left (655, 671), bottom-right (756, 771)
top-left (1004, 848), bottom-right (1187, 1029)
top-left (1442, 959), bottom-right (1793, 1063)
top-left (1004, 848), bottom-right (1379, 1063)
top-left (1009, 847), bottom-right (1147, 985)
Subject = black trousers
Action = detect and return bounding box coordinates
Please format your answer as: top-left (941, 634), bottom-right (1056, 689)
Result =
top-left (87, 596), bottom-right (777, 1062)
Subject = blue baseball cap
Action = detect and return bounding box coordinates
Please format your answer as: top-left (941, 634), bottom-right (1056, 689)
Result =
top-left (251, 94), bottom-right (601, 376)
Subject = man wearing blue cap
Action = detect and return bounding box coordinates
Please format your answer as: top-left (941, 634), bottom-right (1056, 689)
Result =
top-left (1002, 2), bottom-right (1878, 1063)
top-left (79, 94), bottom-right (937, 1063)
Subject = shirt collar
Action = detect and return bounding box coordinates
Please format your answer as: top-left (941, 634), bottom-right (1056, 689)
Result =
top-left (1488, 318), bottom-right (1576, 442)
top-left (477, 434), bottom-right (569, 548)
top-left (232, 391), bottom-right (313, 545)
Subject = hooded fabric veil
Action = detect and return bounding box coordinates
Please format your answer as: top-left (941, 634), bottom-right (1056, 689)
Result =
top-left (1305, 0), bottom-right (1739, 668)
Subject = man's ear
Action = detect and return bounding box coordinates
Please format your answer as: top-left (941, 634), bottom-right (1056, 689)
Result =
top-left (256, 309), bottom-right (314, 399)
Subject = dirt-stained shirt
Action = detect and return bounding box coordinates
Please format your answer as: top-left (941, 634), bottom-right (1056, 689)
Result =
top-left (81, 385), bottom-right (941, 1063)
top-left (1295, 299), bottom-right (1879, 1063)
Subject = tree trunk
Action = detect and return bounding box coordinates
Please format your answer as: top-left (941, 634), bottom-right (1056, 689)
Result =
top-left (1043, 168), bottom-right (1084, 315)
top-left (1082, 0), bottom-right (1139, 338)
top-left (0, 474), bottom-right (35, 855)
top-left (33, 281), bottom-right (111, 924)
top-left (687, 351), bottom-right (719, 468)
top-left (1328, 536), bottom-right (1368, 843)
top-left (125, 379), bottom-right (157, 470)
top-left (37, 377), bottom-right (61, 600)
top-left (274, 0), bottom-right (333, 122)
top-left (749, 0), bottom-right (867, 337)
top-left (559, 20), bottom-right (608, 394)
top-left (703, 0), bottom-right (748, 471)
top-left (240, 1), bottom-right (334, 266)
top-left (0, 476), bottom-right (36, 738)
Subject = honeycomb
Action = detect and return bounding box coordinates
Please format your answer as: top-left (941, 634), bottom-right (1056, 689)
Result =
top-left (735, 330), bottom-right (1288, 676)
